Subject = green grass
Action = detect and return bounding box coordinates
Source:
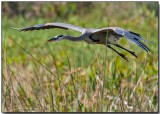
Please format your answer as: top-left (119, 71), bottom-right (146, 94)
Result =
top-left (2, 2), bottom-right (158, 112)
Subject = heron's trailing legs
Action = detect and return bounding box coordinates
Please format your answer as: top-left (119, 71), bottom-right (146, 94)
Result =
top-left (107, 45), bottom-right (128, 61)
top-left (110, 43), bottom-right (138, 58)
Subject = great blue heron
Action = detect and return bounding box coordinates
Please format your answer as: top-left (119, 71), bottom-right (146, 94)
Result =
top-left (12, 22), bottom-right (153, 61)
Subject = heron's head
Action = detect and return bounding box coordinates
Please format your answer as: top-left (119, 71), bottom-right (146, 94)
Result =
top-left (48, 35), bottom-right (64, 42)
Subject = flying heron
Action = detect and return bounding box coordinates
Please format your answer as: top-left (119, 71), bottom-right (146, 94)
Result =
top-left (12, 22), bottom-right (154, 61)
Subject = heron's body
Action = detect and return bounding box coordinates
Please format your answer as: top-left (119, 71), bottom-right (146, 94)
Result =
top-left (12, 22), bottom-right (154, 61)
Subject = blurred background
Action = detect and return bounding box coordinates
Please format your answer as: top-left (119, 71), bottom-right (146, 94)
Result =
top-left (2, 2), bottom-right (158, 112)
top-left (2, 2), bottom-right (159, 19)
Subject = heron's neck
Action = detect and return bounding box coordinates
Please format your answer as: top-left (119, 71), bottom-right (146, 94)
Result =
top-left (63, 35), bottom-right (86, 41)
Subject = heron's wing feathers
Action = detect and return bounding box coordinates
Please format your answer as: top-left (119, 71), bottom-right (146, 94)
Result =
top-left (53, 22), bottom-right (86, 32)
top-left (93, 27), bottom-right (153, 52)
top-left (11, 22), bottom-right (86, 33)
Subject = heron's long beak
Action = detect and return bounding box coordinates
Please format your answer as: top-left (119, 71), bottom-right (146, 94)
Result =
top-left (47, 38), bottom-right (59, 42)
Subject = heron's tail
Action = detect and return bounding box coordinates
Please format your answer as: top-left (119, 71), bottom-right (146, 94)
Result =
top-left (129, 31), bottom-right (155, 44)
top-left (124, 31), bottom-right (153, 52)
top-left (129, 37), bottom-right (150, 52)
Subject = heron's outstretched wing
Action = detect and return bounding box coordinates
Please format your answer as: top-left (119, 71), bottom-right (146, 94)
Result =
top-left (93, 27), bottom-right (154, 52)
top-left (11, 22), bottom-right (86, 33)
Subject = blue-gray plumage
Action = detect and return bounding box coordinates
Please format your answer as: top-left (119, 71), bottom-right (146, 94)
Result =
top-left (12, 22), bottom-right (154, 61)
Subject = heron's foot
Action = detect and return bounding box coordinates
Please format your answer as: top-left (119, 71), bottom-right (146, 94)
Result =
top-left (119, 53), bottom-right (129, 61)
top-left (129, 51), bottom-right (138, 58)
